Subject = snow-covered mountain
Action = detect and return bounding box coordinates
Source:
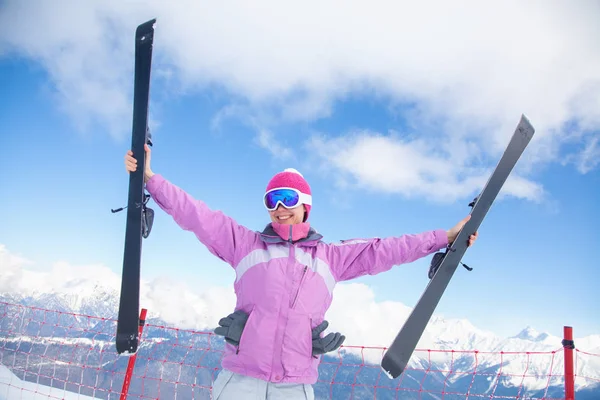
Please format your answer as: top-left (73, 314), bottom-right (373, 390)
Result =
top-left (415, 319), bottom-right (599, 384)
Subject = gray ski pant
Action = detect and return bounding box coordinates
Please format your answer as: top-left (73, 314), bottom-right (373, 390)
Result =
top-left (211, 369), bottom-right (315, 400)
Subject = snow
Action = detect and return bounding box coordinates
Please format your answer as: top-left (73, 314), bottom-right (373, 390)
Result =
top-left (513, 326), bottom-right (551, 342)
top-left (0, 365), bottom-right (98, 400)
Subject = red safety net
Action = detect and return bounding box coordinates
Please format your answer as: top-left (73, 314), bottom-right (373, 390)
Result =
top-left (0, 301), bottom-right (597, 399)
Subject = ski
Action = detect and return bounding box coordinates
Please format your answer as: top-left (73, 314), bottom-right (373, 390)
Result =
top-left (381, 114), bottom-right (535, 378)
top-left (114, 18), bottom-right (156, 355)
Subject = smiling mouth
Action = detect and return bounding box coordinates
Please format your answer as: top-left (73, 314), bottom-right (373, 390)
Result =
top-left (276, 215), bottom-right (292, 221)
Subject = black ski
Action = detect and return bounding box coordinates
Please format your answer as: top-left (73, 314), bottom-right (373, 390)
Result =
top-left (114, 18), bottom-right (156, 355)
top-left (381, 114), bottom-right (535, 378)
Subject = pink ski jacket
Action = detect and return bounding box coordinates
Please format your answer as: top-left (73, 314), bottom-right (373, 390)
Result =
top-left (145, 174), bottom-right (449, 384)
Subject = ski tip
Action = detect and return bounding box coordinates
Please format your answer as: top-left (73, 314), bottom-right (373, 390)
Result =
top-left (519, 114), bottom-right (535, 134)
top-left (136, 18), bottom-right (157, 38)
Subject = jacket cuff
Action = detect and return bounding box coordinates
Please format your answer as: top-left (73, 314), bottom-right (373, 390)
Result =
top-left (145, 173), bottom-right (164, 193)
top-left (434, 228), bottom-right (449, 250)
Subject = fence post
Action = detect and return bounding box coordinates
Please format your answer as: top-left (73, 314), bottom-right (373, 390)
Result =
top-left (120, 308), bottom-right (148, 400)
top-left (562, 326), bottom-right (575, 400)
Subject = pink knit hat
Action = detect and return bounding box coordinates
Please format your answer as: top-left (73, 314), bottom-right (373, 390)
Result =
top-left (265, 168), bottom-right (312, 221)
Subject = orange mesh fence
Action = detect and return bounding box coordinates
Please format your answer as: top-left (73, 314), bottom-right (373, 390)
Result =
top-left (1, 301), bottom-right (597, 399)
top-left (319, 346), bottom-right (567, 399)
top-left (573, 348), bottom-right (600, 398)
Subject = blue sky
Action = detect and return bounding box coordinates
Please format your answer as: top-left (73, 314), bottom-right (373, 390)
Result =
top-left (0, 1), bottom-right (599, 340)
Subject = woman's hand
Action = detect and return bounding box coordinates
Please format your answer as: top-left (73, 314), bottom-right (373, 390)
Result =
top-left (447, 215), bottom-right (478, 247)
top-left (124, 143), bottom-right (154, 183)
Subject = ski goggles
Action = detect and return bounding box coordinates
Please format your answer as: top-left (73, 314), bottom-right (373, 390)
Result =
top-left (263, 187), bottom-right (312, 211)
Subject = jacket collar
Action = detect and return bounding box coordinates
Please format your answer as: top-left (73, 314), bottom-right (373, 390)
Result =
top-left (259, 222), bottom-right (323, 246)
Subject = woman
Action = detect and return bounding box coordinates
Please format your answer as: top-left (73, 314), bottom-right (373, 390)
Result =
top-left (124, 145), bottom-right (478, 400)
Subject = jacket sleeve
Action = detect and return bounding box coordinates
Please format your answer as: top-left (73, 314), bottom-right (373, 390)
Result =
top-left (145, 174), bottom-right (258, 267)
top-left (325, 229), bottom-right (448, 282)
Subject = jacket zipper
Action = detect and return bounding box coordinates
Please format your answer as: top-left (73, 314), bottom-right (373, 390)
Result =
top-left (235, 305), bottom-right (255, 354)
top-left (311, 317), bottom-right (318, 359)
top-left (291, 265), bottom-right (308, 309)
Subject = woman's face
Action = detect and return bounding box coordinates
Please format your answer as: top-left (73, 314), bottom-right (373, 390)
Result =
top-left (269, 204), bottom-right (306, 225)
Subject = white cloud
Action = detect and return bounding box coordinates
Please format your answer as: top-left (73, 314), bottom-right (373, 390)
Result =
top-left (569, 135), bottom-right (600, 174)
top-left (308, 130), bottom-right (545, 203)
top-left (254, 128), bottom-right (295, 161)
top-left (0, 244), bottom-right (31, 293)
top-left (327, 283), bottom-right (413, 347)
top-left (1, 0), bottom-right (599, 201)
top-left (141, 277), bottom-right (236, 330)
